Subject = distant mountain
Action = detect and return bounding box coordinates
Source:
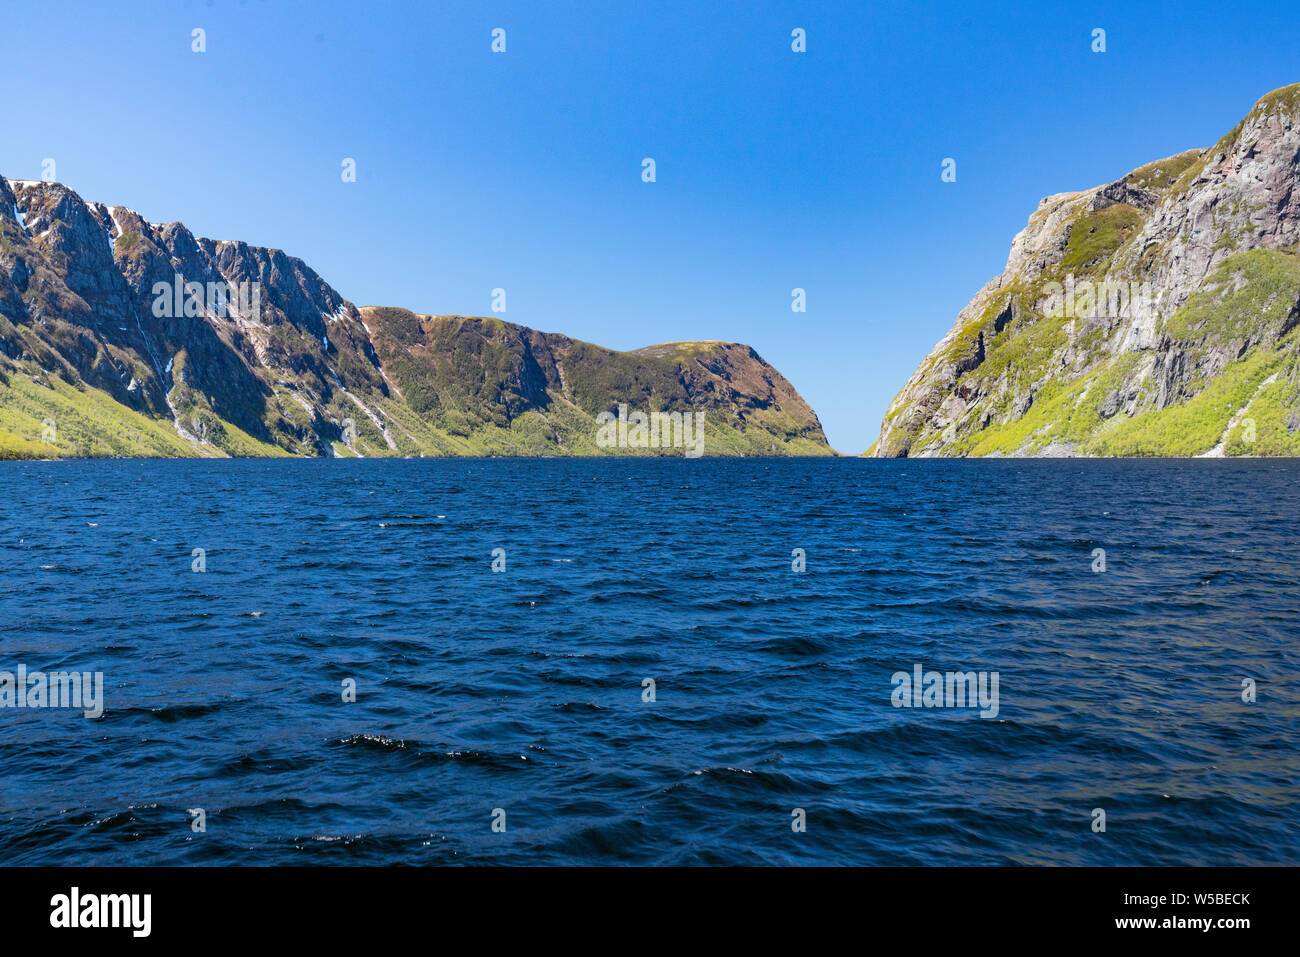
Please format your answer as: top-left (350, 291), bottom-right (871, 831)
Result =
top-left (0, 176), bottom-right (830, 458)
top-left (871, 83), bottom-right (1300, 457)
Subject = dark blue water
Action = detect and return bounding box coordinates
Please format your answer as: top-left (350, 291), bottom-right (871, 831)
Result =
top-left (0, 458), bottom-right (1296, 865)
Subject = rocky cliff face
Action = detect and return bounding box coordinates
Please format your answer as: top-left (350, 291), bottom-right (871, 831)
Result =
top-left (872, 83), bottom-right (1300, 457)
top-left (0, 177), bottom-right (829, 458)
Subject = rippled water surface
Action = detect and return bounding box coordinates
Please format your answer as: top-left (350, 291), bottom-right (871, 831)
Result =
top-left (1, 458), bottom-right (1297, 865)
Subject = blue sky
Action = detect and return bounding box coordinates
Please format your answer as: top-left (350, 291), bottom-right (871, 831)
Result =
top-left (2, 0), bottom-right (1298, 452)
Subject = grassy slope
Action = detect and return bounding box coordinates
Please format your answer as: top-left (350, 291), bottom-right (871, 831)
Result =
top-left (0, 370), bottom-right (210, 458)
top-left (943, 248), bottom-right (1300, 457)
top-left (359, 309), bottom-right (833, 458)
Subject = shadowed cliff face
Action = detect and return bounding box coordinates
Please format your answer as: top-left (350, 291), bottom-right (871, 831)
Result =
top-left (873, 83), bottom-right (1300, 458)
top-left (0, 178), bottom-right (830, 458)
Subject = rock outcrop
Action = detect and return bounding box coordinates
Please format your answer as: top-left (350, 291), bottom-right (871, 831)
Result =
top-left (872, 83), bottom-right (1300, 457)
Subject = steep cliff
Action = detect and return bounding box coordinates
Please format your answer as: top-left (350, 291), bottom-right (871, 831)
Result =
top-left (872, 83), bottom-right (1300, 457)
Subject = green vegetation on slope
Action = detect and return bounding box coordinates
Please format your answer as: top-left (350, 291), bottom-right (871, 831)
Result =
top-left (921, 247), bottom-right (1300, 457)
top-left (0, 369), bottom-right (207, 458)
top-left (358, 308), bottom-right (832, 458)
top-left (1059, 203), bottom-right (1145, 275)
top-left (1163, 248), bottom-right (1300, 343)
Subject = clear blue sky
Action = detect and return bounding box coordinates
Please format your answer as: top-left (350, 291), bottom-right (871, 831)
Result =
top-left (3, 1), bottom-right (1297, 452)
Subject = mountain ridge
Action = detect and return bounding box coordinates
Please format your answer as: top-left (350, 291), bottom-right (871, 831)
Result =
top-left (0, 176), bottom-right (832, 459)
